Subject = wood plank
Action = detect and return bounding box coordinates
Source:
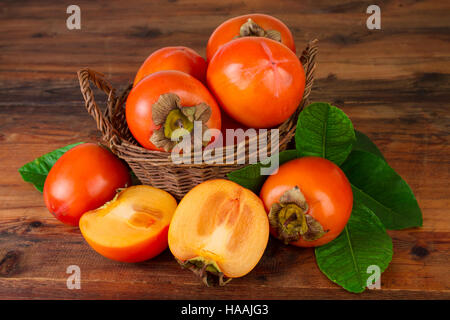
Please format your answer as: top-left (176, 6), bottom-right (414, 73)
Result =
top-left (0, 0), bottom-right (449, 299)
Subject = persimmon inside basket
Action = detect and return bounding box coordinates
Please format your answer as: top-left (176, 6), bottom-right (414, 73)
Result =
top-left (77, 39), bottom-right (318, 200)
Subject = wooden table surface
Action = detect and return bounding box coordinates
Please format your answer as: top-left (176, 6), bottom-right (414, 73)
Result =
top-left (0, 0), bottom-right (449, 300)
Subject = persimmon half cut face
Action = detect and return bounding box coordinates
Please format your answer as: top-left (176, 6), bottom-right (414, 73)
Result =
top-left (168, 179), bottom-right (269, 285)
top-left (79, 185), bottom-right (177, 263)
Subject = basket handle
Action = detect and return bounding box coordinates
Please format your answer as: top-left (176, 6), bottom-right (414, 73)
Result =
top-left (77, 68), bottom-right (118, 143)
top-left (300, 39), bottom-right (318, 103)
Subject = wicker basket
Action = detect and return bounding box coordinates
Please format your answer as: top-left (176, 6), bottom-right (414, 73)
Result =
top-left (77, 39), bottom-right (318, 200)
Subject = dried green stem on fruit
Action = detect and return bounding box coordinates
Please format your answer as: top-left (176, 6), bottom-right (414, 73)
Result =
top-left (177, 257), bottom-right (232, 287)
top-left (164, 109), bottom-right (194, 139)
top-left (150, 93), bottom-right (211, 152)
top-left (269, 186), bottom-right (326, 244)
top-left (236, 19), bottom-right (281, 43)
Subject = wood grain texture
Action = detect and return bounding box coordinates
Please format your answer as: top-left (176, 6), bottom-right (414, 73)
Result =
top-left (0, 0), bottom-right (449, 299)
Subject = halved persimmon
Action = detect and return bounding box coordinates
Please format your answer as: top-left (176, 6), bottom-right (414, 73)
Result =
top-left (79, 185), bottom-right (177, 263)
top-left (168, 179), bottom-right (269, 285)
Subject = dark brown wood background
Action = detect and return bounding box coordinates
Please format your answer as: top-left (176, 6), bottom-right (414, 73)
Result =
top-left (0, 0), bottom-right (449, 299)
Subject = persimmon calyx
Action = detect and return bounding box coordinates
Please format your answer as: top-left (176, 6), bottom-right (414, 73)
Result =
top-left (150, 93), bottom-right (211, 152)
top-left (177, 256), bottom-right (232, 287)
top-left (268, 186), bottom-right (326, 244)
top-left (236, 18), bottom-right (281, 43)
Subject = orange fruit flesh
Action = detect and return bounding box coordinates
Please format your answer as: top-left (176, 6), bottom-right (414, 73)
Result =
top-left (168, 179), bottom-right (269, 278)
top-left (80, 185), bottom-right (177, 262)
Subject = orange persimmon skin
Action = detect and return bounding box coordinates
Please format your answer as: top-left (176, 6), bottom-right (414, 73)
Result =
top-left (43, 143), bottom-right (131, 226)
top-left (126, 70), bottom-right (222, 151)
top-left (207, 37), bottom-right (305, 128)
top-left (79, 185), bottom-right (177, 263)
top-left (206, 13), bottom-right (296, 62)
top-left (260, 157), bottom-right (353, 247)
top-left (82, 225), bottom-right (170, 263)
top-left (134, 46), bottom-right (207, 86)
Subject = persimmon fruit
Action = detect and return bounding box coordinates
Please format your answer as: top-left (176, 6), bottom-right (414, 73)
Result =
top-left (79, 185), bottom-right (177, 263)
top-left (207, 37), bottom-right (305, 128)
top-left (260, 157), bottom-right (353, 247)
top-left (43, 143), bottom-right (131, 226)
top-left (133, 46), bottom-right (207, 86)
top-left (206, 13), bottom-right (296, 62)
top-left (126, 70), bottom-right (222, 151)
top-left (168, 179), bottom-right (269, 285)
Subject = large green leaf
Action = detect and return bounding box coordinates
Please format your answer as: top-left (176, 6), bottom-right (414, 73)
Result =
top-left (353, 130), bottom-right (385, 160)
top-left (341, 150), bottom-right (422, 229)
top-left (227, 149), bottom-right (298, 193)
top-left (295, 102), bottom-right (355, 165)
top-left (18, 142), bottom-right (84, 192)
top-left (315, 201), bottom-right (393, 293)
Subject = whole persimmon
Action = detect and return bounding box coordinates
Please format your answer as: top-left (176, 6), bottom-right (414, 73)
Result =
top-left (260, 157), bottom-right (353, 247)
top-left (168, 179), bottom-right (269, 285)
top-left (134, 46), bottom-right (207, 86)
top-left (206, 13), bottom-right (296, 62)
top-left (43, 143), bottom-right (131, 226)
top-left (80, 185), bottom-right (177, 263)
top-left (126, 70), bottom-right (221, 151)
top-left (207, 37), bottom-right (305, 128)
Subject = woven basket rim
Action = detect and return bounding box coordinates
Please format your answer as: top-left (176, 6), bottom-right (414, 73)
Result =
top-left (77, 39), bottom-right (318, 168)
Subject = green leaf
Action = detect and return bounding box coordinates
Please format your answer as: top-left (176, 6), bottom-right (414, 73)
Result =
top-left (341, 150), bottom-right (423, 229)
top-left (227, 150), bottom-right (298, 193)
top-left (18, 142), bottom-right (84, 192)
top-left (353, 130), bottom-right (385, 160)
top-left (315, 201), bottom-right (393, 293)
top-left (295, 102), bottom-right (356, 165)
